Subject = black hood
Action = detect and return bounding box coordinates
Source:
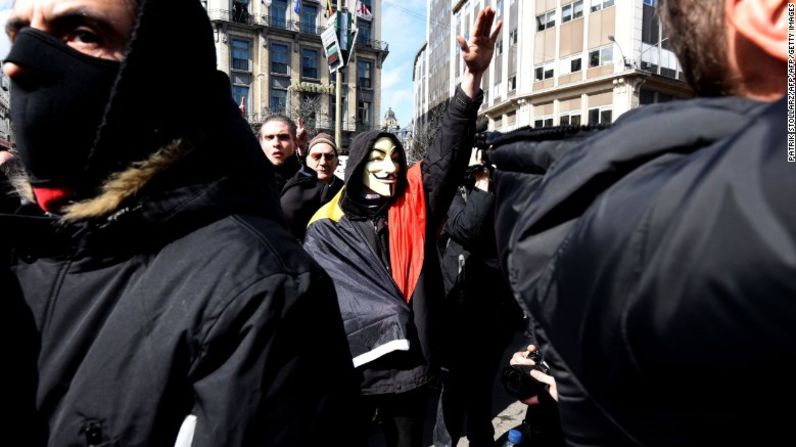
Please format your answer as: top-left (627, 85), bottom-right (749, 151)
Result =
top-left (344, 130), bottom-right (408, 198)
top-left (3, 0), bottom-right (280, 235)
top-left (86, 0), bottom-right (275, 200)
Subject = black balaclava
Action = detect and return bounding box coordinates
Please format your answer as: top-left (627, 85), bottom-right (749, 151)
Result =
top-left (5, 29), bottom-right (120, 209)
top-left (3, 0), bottom-right (277, 215)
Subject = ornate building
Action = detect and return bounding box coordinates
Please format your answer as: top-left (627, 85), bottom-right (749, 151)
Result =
top-left (205, 0), bottom-right (389, 149)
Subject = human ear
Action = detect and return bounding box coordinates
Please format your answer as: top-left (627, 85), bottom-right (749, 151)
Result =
top-left (726, 0), bottom-right (789, 62)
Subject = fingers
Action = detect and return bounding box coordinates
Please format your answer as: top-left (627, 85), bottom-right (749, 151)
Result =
top-left (456, 35), bottom-right (468, 53)
top-left (530, 369), bottom-right (556, 387)
top-left (472, 6), bottom-right (495, 38)
top-left (489, 19), bottom-right (503, 43)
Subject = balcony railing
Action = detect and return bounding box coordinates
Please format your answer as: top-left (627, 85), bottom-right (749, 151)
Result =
top-left (356, 39), bottom-right (389, 52)
top-left (207, 9), bottom-right (260, 27)
top-left (207, 9), bottom-right (390, 55)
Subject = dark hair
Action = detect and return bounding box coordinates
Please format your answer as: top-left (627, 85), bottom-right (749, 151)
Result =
top-left (657, 0), bottom-right (732, 97)
top-left (260, 114), bottom-right (297, 139)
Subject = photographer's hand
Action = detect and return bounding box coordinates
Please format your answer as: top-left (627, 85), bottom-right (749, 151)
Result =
top-left (474, 166), bottom-right (490, 191)
top-left (510, 345), bottom-right (559, 405)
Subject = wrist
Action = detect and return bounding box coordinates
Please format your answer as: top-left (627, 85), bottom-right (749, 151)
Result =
top-left (461, 68), bottom-right (483, 99)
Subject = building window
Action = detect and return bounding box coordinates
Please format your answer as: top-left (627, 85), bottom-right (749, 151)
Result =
top-left (509, 28), bottom-right (518, 45)
top-left (589, 46), bottom-right (613, 67)
top-left (357, 20), bottom-right (372, 44)
top-left (231, 0), bottom-right (250, 23)
top-left (536, 10), bottom-right (556, 31)
top-left (508, 76), bottom-right (516, 91)
top-left (357, 100), bottom-right (372, 128)
top-left (559, 112), bottom-right (581, 126)
top-left (534, 62), bottom-right (555, 81)
top-left (232, 84), bottom-right (249, 113)
top-left (270, 0), bottom-right (287, 28)
top-left (231, 38), bottom-right (251, 71)
top-left (270, 77), bottom-right (289, 113)
top-left (496, 39), bottom-right (503, 55)
top-left (357, 60), bottom-right (372, 89)
top-left (329, 93), bottom-right (348, 127)
top-left (560, 54), bottom-right (583, 75)
top-left (330, 67), bottom-right (347, 84)
top-left (533, 117), bottom-right (554, 128)
top-left (588, 107), bottom-right (612, 125)
top-left (562, 0), bottom-right (583, 23)
top-left (271, 42), bottom-right (289, 74)
top-left (590, 0), bottom-right (614, 13)
top-left (301, 48), bottom-right (319, 79)
top-left (301, 4), bottom-right (318, 34)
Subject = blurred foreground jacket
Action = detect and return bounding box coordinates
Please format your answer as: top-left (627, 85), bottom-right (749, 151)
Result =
top-left (1, 1), bottom-right (359, 445)
top-left (494, 97), bottom-right (796, 446)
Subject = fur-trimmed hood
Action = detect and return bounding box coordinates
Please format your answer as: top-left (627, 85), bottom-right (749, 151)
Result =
top-left (2, 0), bottom-right (279, 227)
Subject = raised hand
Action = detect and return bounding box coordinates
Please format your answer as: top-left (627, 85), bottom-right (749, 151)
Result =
top-left (457, 7), bottom-right (502, 76)
top-left (456, 7), bottom-right (502, 97)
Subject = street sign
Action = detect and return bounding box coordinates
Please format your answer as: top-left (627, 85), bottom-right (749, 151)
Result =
top-left (322, 10), bottom-right (358, 74)
top-left (322, 14), bottom-right (343, 73)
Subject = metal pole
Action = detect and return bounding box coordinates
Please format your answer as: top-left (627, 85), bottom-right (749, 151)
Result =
top-left (335, 0), bottom-right (344, 149)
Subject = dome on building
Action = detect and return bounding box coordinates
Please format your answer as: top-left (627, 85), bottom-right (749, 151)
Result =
top-left (382, 107), bottom-right (400, 132)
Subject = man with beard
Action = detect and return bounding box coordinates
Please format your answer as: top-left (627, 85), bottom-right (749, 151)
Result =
top-left (303, 8), bottom-right (500, 447)
top-left (0, 0), bottom-right (358, 445)
top-left (491, 0), bottom-right (795, 445)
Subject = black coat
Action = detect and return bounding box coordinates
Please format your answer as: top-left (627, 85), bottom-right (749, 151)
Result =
top-left (494, 97), bottom-right (796, 445)
top-left (281, 165), bottom-right (343, 240)
top-left (1, 1), bottom-right (360, 445)
top-left (304, 86), bottom-right (483, 394)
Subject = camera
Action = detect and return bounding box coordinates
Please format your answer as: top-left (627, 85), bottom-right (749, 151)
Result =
top-left (501, 351), bottom-right (551, 401)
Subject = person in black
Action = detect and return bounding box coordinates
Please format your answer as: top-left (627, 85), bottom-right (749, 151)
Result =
top-left (491, 0), bottom-right (795, 445)
top-left (304, 8), bottom-right (501, 447)
top-left (434, 158), bottom-right (523, 447)
top-left (281, 133), bottom-right (344, 240)
top-left (0, 0), bottom-right (359, 445)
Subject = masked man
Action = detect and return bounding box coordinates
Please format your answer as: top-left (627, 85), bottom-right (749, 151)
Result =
top-left (303, 8), bottom-right (501, 447)
top-left (0, 0), bottom-right (358, 445)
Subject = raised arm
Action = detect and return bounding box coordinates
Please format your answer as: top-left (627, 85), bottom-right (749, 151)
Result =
top-left (421, 7), bottom-right (502, 226)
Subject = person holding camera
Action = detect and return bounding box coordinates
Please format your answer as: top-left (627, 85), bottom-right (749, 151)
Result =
top-left (433, 151), bottom-right (523, 447)
top-left (498, 344), bottom-right (563, 447)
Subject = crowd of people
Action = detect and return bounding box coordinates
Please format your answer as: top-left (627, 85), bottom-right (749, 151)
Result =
top-left (0, 0), bottom-right (793, 446)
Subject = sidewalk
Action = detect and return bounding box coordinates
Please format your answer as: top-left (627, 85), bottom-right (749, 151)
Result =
top-left (453, 400), bottom-right (527, 447)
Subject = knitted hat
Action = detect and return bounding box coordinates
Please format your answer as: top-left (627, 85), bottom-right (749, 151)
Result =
top-left (308, 133), bottom-right (338, 155)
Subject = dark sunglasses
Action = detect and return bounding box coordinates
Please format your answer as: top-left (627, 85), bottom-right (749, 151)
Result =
top-left (309, 152), bottom-right (337, 161)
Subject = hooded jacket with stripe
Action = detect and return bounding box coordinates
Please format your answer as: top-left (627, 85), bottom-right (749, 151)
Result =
top-left (494, 97), bottom-right (796, 445)
top-left (304, 87), bottom-right (483, 395)
top-left (0, 1), bottom-right (360, 446)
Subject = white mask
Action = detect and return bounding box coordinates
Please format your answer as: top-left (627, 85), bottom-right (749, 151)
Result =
top-left (362, 137), bottom-right (400, 197)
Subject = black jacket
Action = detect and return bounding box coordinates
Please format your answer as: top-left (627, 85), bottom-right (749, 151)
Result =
top-left (1, 1), bottom-right (359, 445)
top-left (304, 87), bottom-right (482, 394)
top-left (281, 165), bottom-right (344, 240)
top-left (494, 97), bottom-right (796, 445)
